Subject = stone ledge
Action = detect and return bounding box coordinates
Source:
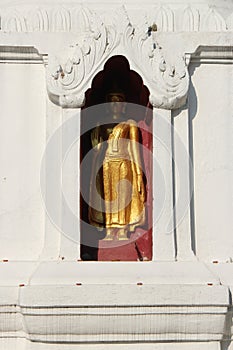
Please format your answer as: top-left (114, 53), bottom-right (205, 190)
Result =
top-left (0, 262), bottom-right (230, 344)
top-left (0, 261), bottom-right (221, 286)
top-left (0, 339), bottom-right (223, 350)
top-left (0, 283), bottom-right (229, 343)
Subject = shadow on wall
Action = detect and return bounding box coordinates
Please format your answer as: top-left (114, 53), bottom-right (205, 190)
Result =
top-left (172, 62), bottom-right (198, 257)
top-left (188, 63), bottom-right (198, 256)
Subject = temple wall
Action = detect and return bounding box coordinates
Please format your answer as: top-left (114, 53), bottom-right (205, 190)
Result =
top-left (0, 63), bottom-right (46, 260)
top-left (0, 1), bottom-right (233, 349)
top-left (190, 62), bottom-right (233, 262)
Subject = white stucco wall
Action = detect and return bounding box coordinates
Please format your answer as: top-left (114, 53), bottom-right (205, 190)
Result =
top-left (0, 0), bottom-right (233, 349)
top-left (0, 63), bottom-right (46, 260)
top-left (190, 62), bottom-right (233, 262)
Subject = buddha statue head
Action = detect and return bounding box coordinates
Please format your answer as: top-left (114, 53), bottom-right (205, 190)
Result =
top-left (106, 91), bottom-right (126, 119)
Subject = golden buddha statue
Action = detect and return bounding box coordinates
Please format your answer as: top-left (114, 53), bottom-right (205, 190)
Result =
top-left (88, 92), bottom-right (145, 240)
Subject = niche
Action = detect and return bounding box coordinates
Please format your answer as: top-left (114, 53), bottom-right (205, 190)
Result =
top-left (80, 55), bottom-right (153, 261)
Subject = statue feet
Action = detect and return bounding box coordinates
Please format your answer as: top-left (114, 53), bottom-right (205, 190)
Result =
top-left (103, 228), bottom-right (129, 240)
top-left (103, 229), bottom-right (114, 241)
top-left (117, 228), bottom-right (129, 240)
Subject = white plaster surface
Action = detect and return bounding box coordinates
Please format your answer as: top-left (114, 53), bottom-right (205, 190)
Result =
top-left (190, 63), bottom-right (233, 262)
top-left (2, 283), bottom-right (229, 343)
top-left (28, 261), bottom-right (219, 285)
top-left (0, 0), bottom-right (233, 349)
top-left (0, 339), bottom-right (222, 350)
top-left (207, 263), bottom-right (233, 289)
top-left (0, 63), bottom-right (46, 260)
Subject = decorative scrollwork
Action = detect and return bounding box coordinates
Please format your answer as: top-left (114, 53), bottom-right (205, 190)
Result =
top-left (202, 7), bottom-right (227, 31)
top-left (182, 6), bottom-right (200, 32)
top-left (46, 7), bottom-right (118, 108)
top-left (0, 3), bottom-right (231, 33)
top-left (47, 6), bottom-right (189, 109)
top-left (51, 7), bottom-right (71, 32)
top-left (153, 5), bottom-right (174, 32)
top-left (27, 8), bottom-right (49, 32)
top-left (123, 18), bottom-right (189, 109)
top-left (2, 10), bottom-right (27, 32)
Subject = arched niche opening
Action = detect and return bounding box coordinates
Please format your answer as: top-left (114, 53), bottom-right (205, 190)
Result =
top-left (80, 55), bottom-right (153, 261)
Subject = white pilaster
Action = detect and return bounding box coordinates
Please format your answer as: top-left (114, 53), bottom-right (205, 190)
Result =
top-left (39, 99), bottom-right (62, 260)
top-left (59, 108), bottom-right (80, 260)
top-left (153, 108), bottom-right (176, 261)
top-left (173, 107), bottom-right (196, 261)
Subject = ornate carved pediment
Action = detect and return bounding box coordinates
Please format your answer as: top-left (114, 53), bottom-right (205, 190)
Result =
top-left (46, 6), bottom-right (189, 109)
top-left (124, 18), bottom-right (189, 109)
top-left (46, 7), bottom-right (118, 108)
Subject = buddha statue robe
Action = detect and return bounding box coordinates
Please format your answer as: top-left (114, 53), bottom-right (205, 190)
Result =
top-left (89, 119), bottom-right (145, 237)
top-left (103, 119), bottom-right (145, 232)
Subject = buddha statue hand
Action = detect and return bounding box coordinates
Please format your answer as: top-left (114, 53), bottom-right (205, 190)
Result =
top-left (137, 174), bottom-right (146, 203)
top-left (91, 126), bottom-right (103, 151)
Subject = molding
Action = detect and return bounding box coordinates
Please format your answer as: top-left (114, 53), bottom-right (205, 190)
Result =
top-left (0, 4), bottom-right (232, 33)
top-left (46, 35), bottom-right (233, 110)
top-left (1, 8), bottom-right (232, 109)
top-left (0, 45), bottom-right (43, 63)
top-left (0, 341), bottom-right (222, 349)
top-left (190, 45), bottom-right (233, 63)
top-left (149, 5), bottom-right (174, 32)
top-left (181, 6), bottom-right (200, 32)
top-left (201, 7), bottom-right (227, 32)
top-left (0, 282), bottom-right (229, 343)
top-left (0, 5), bottom-right (232, 108)
top-left (0, 262), bottom-right (231, 345)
